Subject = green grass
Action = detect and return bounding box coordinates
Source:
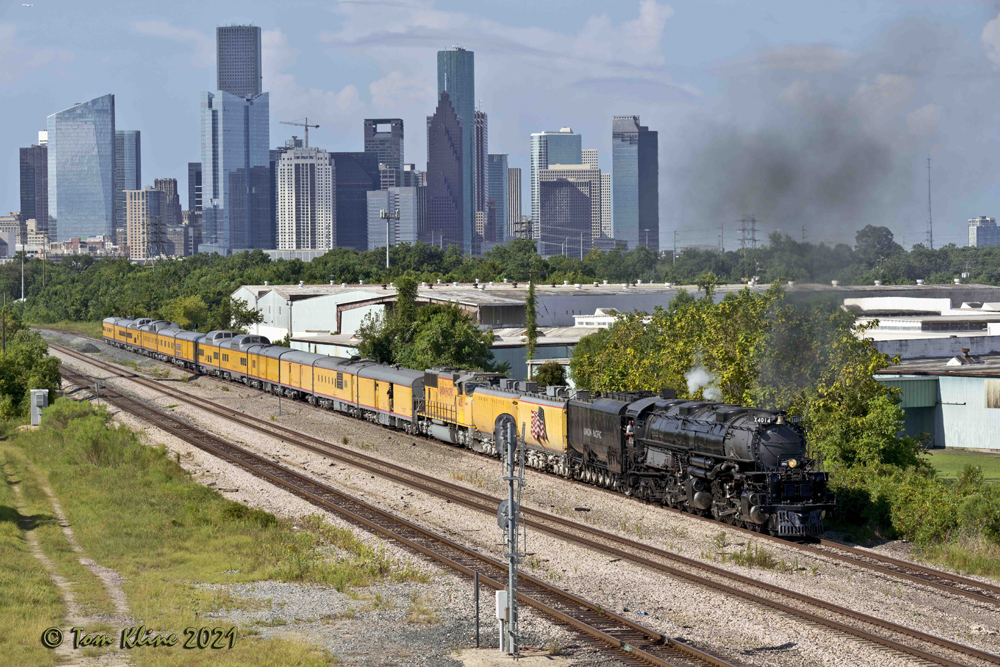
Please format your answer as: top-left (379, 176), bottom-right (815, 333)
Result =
top-left (0, 398), bottom-right (429, 667)
top-left (927, 449), bottom-right (1000, 482)
top-left (29, 320), bottom-right (104, 339)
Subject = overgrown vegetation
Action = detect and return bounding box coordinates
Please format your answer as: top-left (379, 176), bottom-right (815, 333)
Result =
top-left (0, 305), bottom-right (60, 421)
top-left (532, 361), bottom-right (566, 388)
top-left (1, 399), bottom-right (429, 666)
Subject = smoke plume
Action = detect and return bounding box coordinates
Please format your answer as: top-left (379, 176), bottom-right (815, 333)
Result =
top-left (686, 364), bottom-right (721, 402)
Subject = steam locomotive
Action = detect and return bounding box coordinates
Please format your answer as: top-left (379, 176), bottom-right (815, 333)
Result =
top-left (103, 317), bottom-right (834, 537)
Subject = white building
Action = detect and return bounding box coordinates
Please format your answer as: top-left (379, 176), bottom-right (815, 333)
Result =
top-left (601, 173), bottom-right (612, 238)
top-left (277, 147), bottom-right (335, 250)
top-left (968, 216), bottom-right (1000, 247)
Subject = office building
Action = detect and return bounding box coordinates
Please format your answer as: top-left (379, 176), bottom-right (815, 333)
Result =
top-left (507, 167), bottom-right (522, 239)
top-left (530, 128), bottom-right (582, 232)
top-left (582, 149), bottom-right (599, 169)
top-left (187, 162), bottom-right (202, 212)
top-left (969, 216), bottom-right (1000, 247)
top-left (487, 154), bottom-right (508, 244)
top-left (367, 186), bottom-right (426, 250)
top-left (164, 225), bottom-right (189, 257)
top-left (0, 212), bottom-right (25, 248)
top-left (125, 186), bottom-right (163, 260)
top-left (539, 173), bottom-right (594, 259)
top-left (601, 173), bottom-right (612, 238)
top-left (475, 109), bottom-right (488, 217)
top-left (329, 152), bottom-right (380, 251)
top-left (364, 119), bottom-right (404, 187)
top-left (612, 115), bottom-right (658, 251)
top-left (437, 46), bottom-right (475, 254)
top-left (154, 178), bottom-right (183, 227)
top-left (277, 147), bottom-right (335, 250)
top-left (200, 90), bottom-right (270, 253)
top-left (539, 164), bottom-right (601, 258)
top-left (217, 25), bottom-right (262, 98)
top-left (114, 130), bottom-right (141, 244)
top-left (19, 142), bottom-right (47, 231)
top-left (270, 136), bottom-right (303, 247)
top-left (425, 91), bottom-right (465, 251)
top-left (47, 94), bottom-right (116, 242)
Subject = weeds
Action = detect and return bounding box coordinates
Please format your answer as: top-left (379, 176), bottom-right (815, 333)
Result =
top-left (729, 542), bottom-right (777, 570)
top-left (546, 639), bottom-right (564, 656)
top-left (450, 470), bottom-right (484, 488)
top-left (406, 592), bottom-right (438, 625)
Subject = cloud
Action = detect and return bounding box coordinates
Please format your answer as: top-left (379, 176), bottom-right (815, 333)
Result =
top-left (982, 11), bottom-right (1000, 66)
top-left (723, 44), bottom-right (857, 74)
top-left (131, 20), bottom-right (213, 68)
top-left (906, 104), bottom-right (941, 137)
top-left (0, 22), bottom-right (74, 85)
top-left (369, 71), bottom-right (435, 112)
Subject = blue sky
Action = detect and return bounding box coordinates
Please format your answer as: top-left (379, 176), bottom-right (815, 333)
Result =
top-left (3, 0), bottom-right (1000, 249)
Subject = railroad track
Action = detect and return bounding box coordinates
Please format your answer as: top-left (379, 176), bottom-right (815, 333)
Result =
top-left (58, 363), bottom-right (729, 667)
top-left (47, 337), bottom-right (1000, 667)
top-left (44, 328), bottom-right (1000, 608)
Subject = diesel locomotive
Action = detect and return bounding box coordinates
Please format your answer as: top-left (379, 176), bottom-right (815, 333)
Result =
top-left (103, 316), bottom-right (834, 537)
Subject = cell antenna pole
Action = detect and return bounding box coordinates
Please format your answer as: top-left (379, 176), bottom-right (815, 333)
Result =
top-left (927, 156), bottom-right (934, 250)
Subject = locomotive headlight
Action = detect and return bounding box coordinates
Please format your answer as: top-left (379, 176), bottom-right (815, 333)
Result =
top-left (787, 458), bottom-right (798, 469)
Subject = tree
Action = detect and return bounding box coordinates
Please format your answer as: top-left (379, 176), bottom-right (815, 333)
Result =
top-left (163, 294), bottom-right (209, 330)
top-left (854, 225), bottom-right (902, 268)
top-left (533, 361), bottom-right (566, 388)
top-left (227, 296), bottom-right (264, 333)
top-left (0, 326), bottom-right (61, 421)
top-left (525, 281), bottom-right (538, 360)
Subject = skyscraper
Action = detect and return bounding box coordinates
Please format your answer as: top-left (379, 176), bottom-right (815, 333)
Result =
top-left (270, 137), bottom-right (303, 247)
top-left (217, 25), bottom-right (262, 98)
top-left (474, 109), bottom-right (488, 216)
top-left (612, 115), bottom-right (659, 251)
top-left (529, 128), bottom-right (581, 233)
top-left (582, 149), bottom-right (599, 169)
top-left (277, 147), bottom-right (335, 250)
top-left (329, 152), bottom-right (380, 251)
top-left (425, 91), bottom-right (464, 250)
top-left (125, 186), bottom-right (162, 260)
top-left (364, 119), bottom-right (404, 186)
top-left (487, 153), bottom-right (508, 244)
top-left (539, 164), bottom-right (601, 258)
top-left (115, 130), bottom-right (141, 245)
top-left (154, 178), bottom-right (183, 227)
top-left (367, 186), bottom-right (425, 250)
top-left (199, 90), bottom-right (270, 253)
top-left (187, 162), bottom-right (202, 212)
top-left (601, 173), bottom-right (612, 238)
top-left (437, 46), bottom-right (475, 254)
top-left (47, 94), bottom-right (116, 242)
top-left (507, 167), bottom-right (521, 239)
top-left (19, 142), bottom-right (48, 230)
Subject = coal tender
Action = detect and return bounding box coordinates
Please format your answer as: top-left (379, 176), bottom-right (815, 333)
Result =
top-left (567, 392), bottom-right (835, 537)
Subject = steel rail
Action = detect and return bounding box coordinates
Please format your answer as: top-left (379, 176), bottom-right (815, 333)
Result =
top-left (49, 340), bottom-right (1000, 667)
top-left (58, 365), bottom-right (729, 667)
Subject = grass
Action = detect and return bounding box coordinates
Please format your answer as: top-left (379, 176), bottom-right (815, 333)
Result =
top-left (29, 320), bottom-right (104, 339)
top-left (927, 449), bottom-right (1000, 482)
top-left (0, 399), bottom-right (431, 667)
top-left (405, 592), bottom-right (438, 625)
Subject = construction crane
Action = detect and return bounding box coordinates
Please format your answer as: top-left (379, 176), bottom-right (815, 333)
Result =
top-left (279, 117), bottom-right (319, 147)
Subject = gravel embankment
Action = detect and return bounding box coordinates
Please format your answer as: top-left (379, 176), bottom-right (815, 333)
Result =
top-left (47, 331), bottom-right (1000, 666)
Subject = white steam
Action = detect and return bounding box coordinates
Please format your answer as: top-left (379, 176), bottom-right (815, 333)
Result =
top-left (686, 365), bottom-right (722, 402)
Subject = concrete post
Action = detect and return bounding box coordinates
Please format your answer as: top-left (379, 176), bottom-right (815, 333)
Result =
top-left (30, 389), bottom-right (48, 426)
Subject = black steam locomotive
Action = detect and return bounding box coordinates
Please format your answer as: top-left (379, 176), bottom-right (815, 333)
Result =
top-left (567, 391), bottom-right (834, 537)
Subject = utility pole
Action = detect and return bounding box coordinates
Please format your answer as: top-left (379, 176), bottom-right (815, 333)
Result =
top-left (496, 421), bottom-right (525, 656)
top-left (801, 225), bottom-right (806, 244)
top-left (718, 221), bottom-right (724, 253)
top-left (279, 118), bottom-right (320, 147)
top-left (2, 293), bottom-right (6, 353)
top-left (672, 229), bottom-right (678, 264)
top-left (379, 208), bottom-right (400, 270)
top-left (927, 156), bottom-right (934, 250)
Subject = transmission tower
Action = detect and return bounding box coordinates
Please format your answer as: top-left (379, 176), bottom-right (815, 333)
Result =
top-left (718, 221), bottom-right (725, 253)
top-left (148, 214), bottom-right (165, 267)
top-left (737, 214), bottom-right (758, 253)
top-left (926, 156), bottom-right (934, 250)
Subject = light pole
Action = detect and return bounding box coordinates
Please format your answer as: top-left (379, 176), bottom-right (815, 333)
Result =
top-left (379, 208), bottom-right (401, 270)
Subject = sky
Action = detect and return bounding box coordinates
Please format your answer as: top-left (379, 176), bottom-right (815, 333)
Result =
top-left (3, 0), bottom-right (1000, 250)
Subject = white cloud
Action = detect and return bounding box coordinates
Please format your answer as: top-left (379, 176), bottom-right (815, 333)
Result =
top-left (574, 0), bottom-right (673, 67)
top-left (0, 23), bottom-right (74, 85)
top-left (778, 79), bottom-right (812, 107)
top-left (724, 44), bottom-right (856, 74)
top-left (982, 11), bottom-right (1000, 66)
top-left (906, 103), bottom-right (941, 137)
top-left (131, 20), bottom-right (213, 68)
top-left (369, 71), bottom-right (435, 113)
top-left (851, 73), bottom-right (916, 119)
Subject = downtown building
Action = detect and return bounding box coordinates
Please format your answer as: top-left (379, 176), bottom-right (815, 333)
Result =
top-left (364, 119), bottom-right (404, 188)
top-left (125, 186), bottom-right (162, 260)
top-left (277, 147), bottom-right (335, 250)
top-left (19, 132), bottom-right (48, 236)
top-left (538, 164), bottom-right (602, 258)
top-left (46, 94), bottom-right (116, 242)
top-left (329, 152), bottom-right (380, 251)
top-left (507, 166), bottom-right (522, 238)
top-left (114, 130), bottom-right (141, 246)
top-left (530, 127), bottom-right (582, 235)
top-left (437, 46), bottom-right (475, 254)
top-left (366, 186), bottom-right (426, 251)
top-left (969, 216), bottom-right (1000, 247)
top-left (487, 153), bottom-right (508, 246)
top-left (612, 115), bottom-right (658, 251)
top-left (200, 25), bottom-right (270, 254)
top-left (425, 91), bottom-right (464, 250)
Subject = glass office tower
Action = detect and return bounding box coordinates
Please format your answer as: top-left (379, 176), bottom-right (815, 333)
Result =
top-left (47, 94), bottom-right (116, 241)
top-left (217, 25), bottom-right (262, 98)
top-left (200, 90), bottom-right (271, 253)
top-left (612, 115), bottom-right (658, 251)
top-left (115, 130), bottom-right (141, 246)
top-left (529, 128), bottom-right (582, 234)
top-left (487, 153), bottom-right (508, 244)
top-left (437, 47), bottom-right (475, 254)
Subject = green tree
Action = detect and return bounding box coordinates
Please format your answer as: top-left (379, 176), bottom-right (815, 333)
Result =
top-left (163, 294), bottom-right (209, 330)
top-left (0, 328), bottom-right (61, 421)
top-left (227, 296), bottom-right (264, 333)
top-left (525, 281), bottom-right (538, 360)
top-left (533, 361), bottom-right (566, 388)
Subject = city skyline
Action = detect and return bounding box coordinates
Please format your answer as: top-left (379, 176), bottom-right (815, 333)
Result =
top-left (6, 1), bottom-right (1000, 250)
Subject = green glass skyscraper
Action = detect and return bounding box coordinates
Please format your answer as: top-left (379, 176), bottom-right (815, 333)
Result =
top-left (436, 46), bottom-right (474, 255)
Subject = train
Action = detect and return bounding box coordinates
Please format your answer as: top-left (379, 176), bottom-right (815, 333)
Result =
top-left (102, 316), bottom-right (835, 537)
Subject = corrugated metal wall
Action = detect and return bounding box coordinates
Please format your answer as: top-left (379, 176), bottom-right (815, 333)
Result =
top-left (877, 377), bottom-right (938, 408)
